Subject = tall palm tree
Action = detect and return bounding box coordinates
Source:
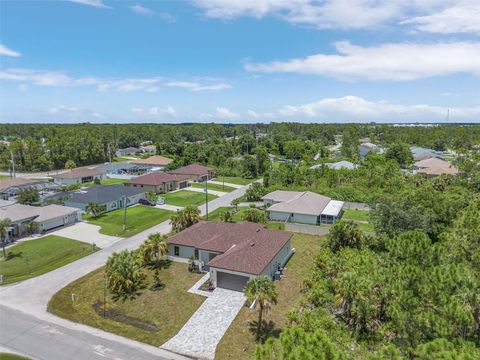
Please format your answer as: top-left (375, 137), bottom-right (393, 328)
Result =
top-left (170, 205), bottom-right (200, 232)
top-left (0, 218), bottom-right (12, 258)
top-left (139, 232), bottom-right (168, 289)
top-left (85, 201), bottom-right (104, 219)
top-left (244, 276), bottom-right (278, 339)
top-left (106, 249), bottom-right (145, 301)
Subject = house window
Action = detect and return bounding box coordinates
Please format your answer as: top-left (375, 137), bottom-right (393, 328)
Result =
top-left (194, 249), bottom-right (199, 259)
top-left (174, 246), bottom-right (180, 256)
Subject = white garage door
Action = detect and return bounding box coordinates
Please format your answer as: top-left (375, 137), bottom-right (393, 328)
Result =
top-left (217, 272), bottom-right (250, 292)
top-left (41, 217), bottom-right (65, 232)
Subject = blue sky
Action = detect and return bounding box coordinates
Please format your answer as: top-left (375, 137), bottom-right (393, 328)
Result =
top-left (0, 0), bottom-right (479, 123)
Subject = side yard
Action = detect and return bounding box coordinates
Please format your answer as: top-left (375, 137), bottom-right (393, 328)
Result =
top-left (48, 262), bottom-right (205, 346)
top-left (0, 235), bottom-right (97, 285)
top-left (162, 190), bottom-right (217, 207)
top-left (205, 206), bottom-right (285, 230)
top-left (83, 206), bottom-right (173, 237)
top-left (215, 233), bottom-right (324, 359)
top-left (342, 209), bottom-right (374, 233)
top-left (214, 177), bottom-right (257, 186)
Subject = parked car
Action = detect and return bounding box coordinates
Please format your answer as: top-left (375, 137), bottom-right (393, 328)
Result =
top-left (139, 198), bottom-right (155, 206)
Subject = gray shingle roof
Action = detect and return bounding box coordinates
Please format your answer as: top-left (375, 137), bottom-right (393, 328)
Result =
top-left (67, 185), bottom-right (144, 205)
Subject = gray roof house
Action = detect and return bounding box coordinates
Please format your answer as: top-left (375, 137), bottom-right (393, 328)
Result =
top-left (53, 168), bottom-right (106, 186)
top-left (410, 146), bottom-right (444, 162)
top-left (309, 160), bottom-right (357, 171)
top-left (262, 190), bottom-right (344, 225)
top-left (64, 185), bottom-right (145, 213)
top-left (359, 142), bottom-right (384, 160)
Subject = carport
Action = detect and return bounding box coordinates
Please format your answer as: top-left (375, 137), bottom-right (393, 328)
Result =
top-left (216, 271), bottom-right (250, 292)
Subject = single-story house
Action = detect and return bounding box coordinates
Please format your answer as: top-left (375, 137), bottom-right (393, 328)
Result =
top-left (0, 178), bottom-right (44, 200)
top-left (410, 146), bottom-right (444, 162)
top-left (126, 172), bottom-right (189, 194)
top-left (53, 168), bottom-right (106, 186)
top-left (0, 203), bottom-right (80, 242)
top-left (140, 144), bottom-right (156, 153)
top-left (359, 142), bottom-right (384, 160)
top-left (64, 185), bottom-right (145, 213)
top-left (130, 155), bottom-right (172, 170)
top-left (167, 221), bottom-right (293, 292)
top-left (115, 147), bottom-right (140, 157)
top-left (168, 164), bottom-right (215, 182)
top-left (414, 157), bottom-right (459, 176)
top-left (262, 190), bottom-right (344, 225)
top-left (101, 162), bottom-right (150, 176)
top-left (309, 160), bottom-right (357, 171)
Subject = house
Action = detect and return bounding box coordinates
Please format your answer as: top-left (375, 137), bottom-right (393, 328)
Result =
top-left (140, 144), bottom-right (156, 153)
top-left (0, 203), bottom-right (80, 242)
top-left (126, 172), bottom-right (189, 194)
top-left (101, 162), bottom-right (149, 176)
top-left (0, 178), bottom-right (41, 200)
top-left (262, 190), bottom-right (344, 225)
top-left (115, 147), bottom-right (140, 157)
top-left (64, 185), bottom-right (145, 213)
top-left (53, 168), bottom-right (106, 186)
top-left (130, 155), bottom-right (172, 170)
top-left (168, 164), bottom-right (215, 182)
top-left (309, 160), bottom-right (357, 171)
top-left (359, 142), bottom-right (384, 160)
top-left (167, 221), bottom-right (293, 292)
top-left (410, 146), bottom-right (444, 162)
top-left (414, 157), bottom-right (459, 176)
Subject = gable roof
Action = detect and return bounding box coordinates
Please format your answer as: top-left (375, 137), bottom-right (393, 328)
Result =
top-left (54, 168), bottom-right (105, 179)
top-left (417, 166), bottom-right (459, 176)
top-left (168, 164), bottom-right (214, 176)
top-left (66, 185), bottom-right (144, 205)
top-left (261, 190), bottom-right (303, 203)
top-left (414, 157), bottom-right (451, 169)
top-left (131, 155), bottom-right (172, 166)
top-left (267, 191), bottom-right (332, 216)
top-left (0, 178), bottom-right (38, 191)
top-left (127, 171), bottom-right (189, 186)
top-left (0, 203), bottom-right (78, 223)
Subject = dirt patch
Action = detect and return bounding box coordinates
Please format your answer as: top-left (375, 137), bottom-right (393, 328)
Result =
top-left (92, 300), bottom-right (157, 332)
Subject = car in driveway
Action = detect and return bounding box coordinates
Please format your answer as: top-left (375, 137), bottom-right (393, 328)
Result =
top-left (139, 198), bottom-right (156, 206)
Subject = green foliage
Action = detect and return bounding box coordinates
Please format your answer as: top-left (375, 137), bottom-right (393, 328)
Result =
top-left (139, 233), bottom-right (168, 289)
top-left (241, 208), bottom-right (268, 224)
top-left (0, 218), bottom-right (12, 258)
top-left (17, 188), bottom-right (40, 205)
top-left (245, 182), bottom-right (267, 202)
top-left (170, 206), bottom-right (200, 232)
top-left (385, 143), bottom-right (413, 167)
top-left (220, 209), bottom-right (234, 223)
top-left (106, 250), bottom-right (146, 301)
top-left (327, 220), bottom-right (366, 252)
top-left (85, 201), bottom-right (106, 219)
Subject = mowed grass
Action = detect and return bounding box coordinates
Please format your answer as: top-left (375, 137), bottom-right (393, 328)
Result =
top-left (48, 262), bottom-right (205, 346)
top-left (0, 236), bottom-right (97, 285)
top-left (190, 182), bottom-right (236, 193)
top-left (215, 233), bottom-right (324, 360)
top-left (214, 177), bottom-right (256, 186)
top-left (205, 207), bottom-right (285, 230)
top-left (0, 354), bottom-right (31, 360)
top-left (342, 209), bottom-right (374, 233)
top-left (83, 206), bottom-right (173, 237)
top-left (162, 190), bottom-right (217, 207)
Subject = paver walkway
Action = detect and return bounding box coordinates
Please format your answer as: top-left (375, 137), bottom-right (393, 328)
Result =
top-left (161, 288), bottom-right (246, 360)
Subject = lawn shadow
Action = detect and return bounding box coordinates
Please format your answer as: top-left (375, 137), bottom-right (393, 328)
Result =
top-left (5, 251), bottom-right (23, 261)
top-left (248, 319), bottom-right (281, 343)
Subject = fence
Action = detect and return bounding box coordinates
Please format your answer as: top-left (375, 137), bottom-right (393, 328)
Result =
top-left (284, 223), bottom-right (330, 236)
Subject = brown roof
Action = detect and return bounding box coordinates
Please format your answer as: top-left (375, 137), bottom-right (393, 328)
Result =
top-left (127, 171), bottom-right (189, 186)
top-left (140, 145), bottom-right (156, 151)
top-left (168, 164), bottom-right (214, 176)
top-left (417, 166), bottom-right (459, 176)
top-left (54, 168), bottom-right (104, 179)
top-left (168, 221), bottom-right (292, 275)
top-left (131, 155), bottom-right (172, 166)
top-left (0, 178), bottom-right (37, 191)
top-left (414, 157), bottom-right (451, 169)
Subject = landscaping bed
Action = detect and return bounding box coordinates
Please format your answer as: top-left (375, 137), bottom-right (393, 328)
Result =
top-left (83, 206), bottom-right (173, 237)
top-left (162, 190), bottom-right (217, 207)
top-left (0, 235), bottom-right (97, 285)
top-left (48, 262), bottom-right (205, 346)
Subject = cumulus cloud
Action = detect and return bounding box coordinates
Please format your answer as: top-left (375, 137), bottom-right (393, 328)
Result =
top-left (47, 104), bottom-right (105, 120)
top-left (0, 44), bottom-right (21, 57)
top-left (247, 110), bottom-right (275, 119)
top-left (68, 0), bottom-right (111, 9)
top-left (201, 107), bottom-right (240, 120)
top-left (130, 3), bottom-right (176, 21)
top-left (130, 106), bottom-right (178, 119)
top-left (245, 41), bottom-right (480, 81)
top-left (165, 81), bottom-right (232, 91)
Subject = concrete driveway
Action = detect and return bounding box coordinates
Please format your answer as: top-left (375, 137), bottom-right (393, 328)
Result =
top-left (48, 222), bottom-right (122, 249)
top-left (162, 288), bottom-right (246, 360)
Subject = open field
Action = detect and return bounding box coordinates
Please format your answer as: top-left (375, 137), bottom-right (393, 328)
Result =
top-left (0, 236), bottom-right (97, 285)
top-left (83, 206), bottom-right (173, 237)
top-left (162, 190), bottom-right (217, 207)
top-left (342, 209), bottom-right (374, 233)
top-left (48, 262), bottom-right (205, 346)
top-left (215, 233), bottom-right (324, 359)
top-left (190, 182), bottom-right (236, 193)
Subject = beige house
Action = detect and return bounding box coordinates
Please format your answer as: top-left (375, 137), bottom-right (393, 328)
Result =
top-left (126, 172), bottom-right (189, 194)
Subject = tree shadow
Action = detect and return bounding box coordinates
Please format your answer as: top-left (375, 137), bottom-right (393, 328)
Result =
top-left (145, 259), bottom-right (172, 271)
top-left (5, 251), bottom-right (23, 261)
top-left (150, 280), bottom-right (165, 291)
top-left (248, 320), bottom-right (281, 343)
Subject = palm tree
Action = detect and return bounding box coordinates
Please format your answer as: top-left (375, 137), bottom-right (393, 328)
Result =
top-left (139, 233), bottom-right (168, 289)
top-left (65, 159), bottom-right (76, 170)
top-left (244, 276), bottom-right (278, 339)
top-left (0, 218), bottom-right (12, 258)
top-left (220, 209), bottom-right (233, 223)
top-left (85, 201), bottom-right (104, 219)
top-left (230, 198), bottom-right (240, 212)
top-left (170, 205), bottom-right (200, 232)
top-left (106, 249), bottom-right (146, 301)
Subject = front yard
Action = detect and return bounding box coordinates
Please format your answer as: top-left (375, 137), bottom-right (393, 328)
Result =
top-left (0, 235), bottom-right (97, 285)
top-left (83, 206), bottom-right (173, 237)
top-left (190, 182), bottom-right (236, 193)
top-left (162, 190), bottom-right (217, 207)
top-left (48, 262), bottom-right (205, 346)
top-left (215, 233), bottom-right (324, 359)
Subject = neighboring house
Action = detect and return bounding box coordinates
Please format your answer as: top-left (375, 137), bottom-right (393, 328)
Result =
top-left (53, 168), bottom-right (106, 186)
top-left (414, 157), bottom-right (459, 177)
top-left (64, 185), bottom-right (145, 213)
top-left (0, 178), bottom-right (44, 200)
top-left (0, 203), bottom-right (80, 242)
top-left (101, 162), bottom-right (149, 176)
top-left (140, 144), bottom-right (156, 153)
top-left (167, 221), bottom-right (293, 292)
top-left (410, 146), bottom-right (444, 162)
top-left (126, 172), bottom-right (189, 194)
top-left (262, 190), bottom-right (344, 225)
top-left (115, 147), bottom-right (140, 157)
top-left (359, 142), bottom-right (384, 160)
top-left (309, 160), bottom-right (357, 171)
top-left (130, 155), bottom-right (172, 170)
top-left (168, 164), bottom-right (215, 182)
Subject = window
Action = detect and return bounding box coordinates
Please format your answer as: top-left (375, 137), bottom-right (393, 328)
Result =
top-left (194, 249), bottom-right (199, 259)
top-left (174, 246), bottom-right (179, 256)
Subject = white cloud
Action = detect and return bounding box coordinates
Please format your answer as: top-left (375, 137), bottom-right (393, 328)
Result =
top-left (47, 104), bottom-right (105, 120)
top-left (130, 4), bottom-right (155, 16)
top-left (247, 110), bottom-right (274, 119)
top-left (401, 3), bottom-right (480, 34)
top-left (0, 44), bottom-right (21, 57)
top-left (215, 107), bottom-right (240, 120)
top-left (275, 95), bottom-right (480, 122)
top-left (245, 41), bottom-right (480, 81)
top-left (165, 80), bottom-right (232, 91)
top-left (130, 106), bottom-right (178, 119)
top-left (68, 0), bottom-right (111, 9)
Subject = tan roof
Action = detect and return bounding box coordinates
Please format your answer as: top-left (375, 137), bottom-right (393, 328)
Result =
top-left (0, 204), bottom-right (78, 223)
top-left (417, 166), bottom-right (459, 176)
top-left (54, 168), bottom-right (104, 179)
top-left (414, 157), bottom-right (451, 169)
top-left (267, 191), bottom-right (332, 216)
top-left (140, 145), bottom-right (156, 151)
top-left (168, 164), bottom-right (214, 176)
top-left (127, 172), bottom-right (189, 186)
top-left (131, 155), bottom-right (172, 166)
top-left (261, 190), bottom-right (303, 202)
top-left (0, 178), bottom-right (37, 191)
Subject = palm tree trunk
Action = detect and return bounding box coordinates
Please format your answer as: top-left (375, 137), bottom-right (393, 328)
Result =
top-left (257, 301), bottom-right (264, 338)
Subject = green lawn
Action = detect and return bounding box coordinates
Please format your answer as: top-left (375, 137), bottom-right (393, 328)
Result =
top-left (0, 175), bottom-right (10, 180)
top-left (48, 262), bottom-right (205, 346)
top-left (0, 354), bottom-right (31, 360)
top-left (204, 207), bottom-right (285, 230)
top-left (83, 206), bottom-right (173, 237)
top-left (162, 190), bottom-right (217, 207)
top-left (342, 209), bottom-right (374, 233)
top-left (0, 236), bottom-right (97, 285)
top-left (214, 176), bottom-right (256, 185)
top-left (114, 156), bottom-right (139, 162)
top-left (216, 233), bottom-right (325, 359)
top-left (190, 182), bottom-right (236, 193)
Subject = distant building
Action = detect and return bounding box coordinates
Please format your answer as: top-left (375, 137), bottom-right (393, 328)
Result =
top-left (309, 161), bottom-right (357, 171)
top-left (359, 142), bottom-right (384, 160)
top-left (0, 178), bottom-right (56, 201)
top-left (140, 144), bottom-right (156, 153)
top-left (414, 157), bottom-right (459, 177)
top-left (126, 172), bottom-right (189, 194)
top-left (168, 164), bottom-right (215, 182)
top-left (130, 155), bottom-right (172, 170)
top-left (115, 147), bottom-right (140, 157)
top-left (53, 168), bottom-right (106, 186)
top-left (410, 146), bottom-right (444, 162)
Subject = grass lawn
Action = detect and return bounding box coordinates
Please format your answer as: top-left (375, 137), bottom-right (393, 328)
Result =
top-left (162, 190), bottom-right (217, 207)
top-left (215, 177), bottom-right (257, 186)
top-left (0, 236), bottom-right (97, 285)
top-left (48, 262), bottom-right (205, 346)
top-left (0, 175), bottom-right (10, 180)
top-left (342, 209), bottom-right (374, 233)
top-left (0, 354), bottom-right (31, 360)
top-left (82, 178), bottom-right (127, 187)
top-left (114, 156), bottom-right (139, 162)
top-left (215, 233), bottom-right (325, 359)
top-left (83, 206), bottom-right (173, 237)
top-left (205, 207), bottom-right (285, 230)
top-left (190, 182), bottom-right (236, 193)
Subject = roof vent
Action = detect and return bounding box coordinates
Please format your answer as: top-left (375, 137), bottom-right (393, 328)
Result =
top-left (250, 241), bottom-right (255, 246)
top-left (256, 228), bottom-right (261, 232)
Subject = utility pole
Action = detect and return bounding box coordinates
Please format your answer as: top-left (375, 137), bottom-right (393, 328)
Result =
top-left (10, 150), bottom-right (15, 178)
top-left (205, 179), bottom-right (209, 220)
top-left (123, 192), bottom-right (127, 231)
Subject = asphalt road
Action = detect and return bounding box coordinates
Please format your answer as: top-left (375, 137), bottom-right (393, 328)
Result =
top-left (0, 184), bottom-right (250, 360)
